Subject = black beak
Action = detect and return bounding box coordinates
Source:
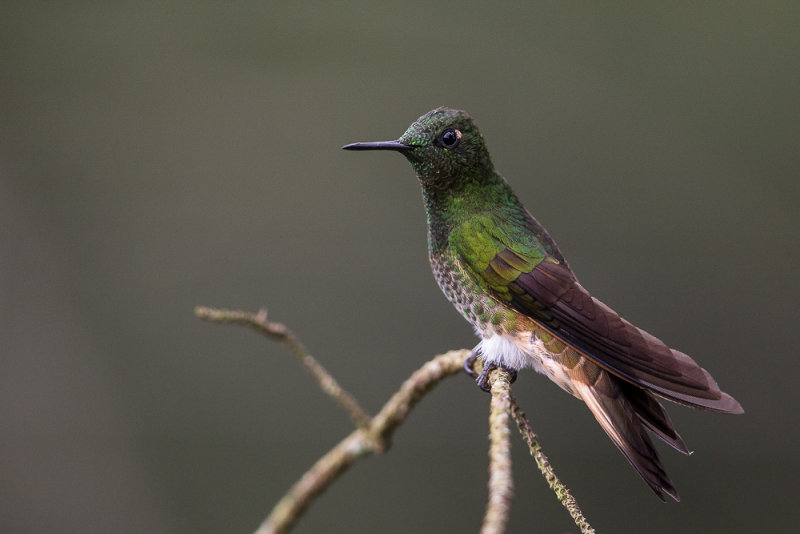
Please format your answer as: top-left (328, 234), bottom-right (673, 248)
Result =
top-left (342, 140), bottom-right (410, 151)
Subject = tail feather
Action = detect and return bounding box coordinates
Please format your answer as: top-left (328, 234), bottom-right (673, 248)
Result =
top-left (572, 362), bottom-right (681, 501)
top-left (622, 381), bottom-right (690, 455)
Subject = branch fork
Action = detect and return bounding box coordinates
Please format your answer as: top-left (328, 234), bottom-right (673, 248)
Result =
top-left (196, 306), bottom-right (594, 534)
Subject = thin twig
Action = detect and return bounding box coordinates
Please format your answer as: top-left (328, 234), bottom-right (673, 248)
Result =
top-left (255, 349), bottom-right (469, 534)
top-left (509, 398), bottom-right (595, 534)
top-left (195, 306), bottom-right (371, 429)
top-left (481, 368), bottom-right (514, 534)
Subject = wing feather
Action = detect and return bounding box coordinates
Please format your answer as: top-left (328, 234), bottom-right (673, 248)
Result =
top-left (451, 213), bottom-right (743, 414)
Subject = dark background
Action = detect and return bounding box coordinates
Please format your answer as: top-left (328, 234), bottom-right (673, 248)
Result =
top-left (2, 3), bottom-right (797, 533)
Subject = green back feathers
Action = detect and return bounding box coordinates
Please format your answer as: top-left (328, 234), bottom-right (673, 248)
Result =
top-left (450, 214), bottom-right (547, 301)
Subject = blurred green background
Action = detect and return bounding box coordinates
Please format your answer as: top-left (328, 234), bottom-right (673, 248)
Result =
top-left (2, 2), bottom-right (797, 533)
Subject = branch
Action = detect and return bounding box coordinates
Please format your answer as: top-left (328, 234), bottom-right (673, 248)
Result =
top-left (196, 305), bottom-right (594, 533)
top-left (481, 368), bottom-right (514, 534)
top-left (195, 306), bottom-right (371, 429)
top-left (256, 349), bottom-right (469, 534)
top-left (509, 398), bottom-right (595, 534)
top-left (257, 431), bottom-right (367, 534)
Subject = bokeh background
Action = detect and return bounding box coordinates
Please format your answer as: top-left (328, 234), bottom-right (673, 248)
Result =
top-left (2, 3), bottom-right (797, 533)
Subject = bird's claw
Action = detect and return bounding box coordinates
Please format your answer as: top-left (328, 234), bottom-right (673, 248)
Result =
top-left (464, 346), bottom-right (518, 391)
top-left (475, 363), bottom-right (517, 392)
top-left (464, 347), bottom-right (481, 378)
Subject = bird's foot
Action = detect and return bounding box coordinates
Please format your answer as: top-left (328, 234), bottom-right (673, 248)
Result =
top-left (464, 346), bottom-right (481, 378)
top-left (464, 345), bottom-right (518, 391)
top-left (475, 362), bottom-right (517, 393)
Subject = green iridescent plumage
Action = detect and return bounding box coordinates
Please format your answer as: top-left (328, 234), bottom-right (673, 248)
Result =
top-left (344, 107), bottom-right (742, 501)
top-left (452, 215), bottom-right (543, 291)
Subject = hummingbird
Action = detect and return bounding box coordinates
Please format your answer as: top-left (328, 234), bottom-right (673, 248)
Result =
top-left (343, 107), bottom-right (743, 501)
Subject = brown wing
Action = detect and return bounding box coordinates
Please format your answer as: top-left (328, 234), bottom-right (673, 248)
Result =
top-left (493, 252), bottom-right (743, 414)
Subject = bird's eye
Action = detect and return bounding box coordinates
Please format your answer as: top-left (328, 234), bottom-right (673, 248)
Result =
top-left (439, 128), bottom-right (462, 148)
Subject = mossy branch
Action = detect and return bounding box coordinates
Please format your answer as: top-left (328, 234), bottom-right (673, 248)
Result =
top-left (482, 368), bottom-right (514, 534)
top-left (257, 349), bottom-right (468, 534)
top-left (195, 305), bottom-right (593, 534)
top-left (509, 398), bottom-right (595, 534)
top-left (195, 306), bottom-right (370, 429)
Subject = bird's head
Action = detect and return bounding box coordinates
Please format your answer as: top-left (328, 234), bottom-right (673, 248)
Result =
top-left (343, 107), bottom-right (494, 189)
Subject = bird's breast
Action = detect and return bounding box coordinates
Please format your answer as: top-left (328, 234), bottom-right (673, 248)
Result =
top-left (429, 249), bottom-right (529, 337)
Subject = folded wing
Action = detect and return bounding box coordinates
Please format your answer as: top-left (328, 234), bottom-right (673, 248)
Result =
top-left (451, 214), bottom-right (743, 414)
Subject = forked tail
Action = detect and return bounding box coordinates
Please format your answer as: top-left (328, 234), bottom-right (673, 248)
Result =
top-left (571, 362), bottom-right (691, 501)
